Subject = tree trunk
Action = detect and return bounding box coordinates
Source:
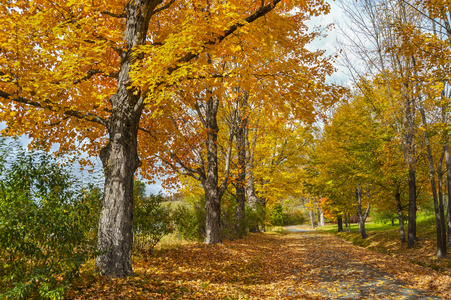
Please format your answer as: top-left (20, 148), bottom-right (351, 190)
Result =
top-left (345, 213), bottom-right (351, 232)
top-left (337, 215), bottom-right (343, 232)
top-left (95, 0), bottom-right (154, 277)
top-left (396, 192), bottom-right (406, 244)
top-left (319, 209), bottom-right (325, 227)
top-left (407, 166), bottom-right (417, 248)
top-left (235, 107), bottom-right (247, 238)
top-left (309, 210), bottom-right (315, 229)
top-left (446, 151), bottom-right (451, 246)
top-left (357, 186), bottom-right (370, 239)
top-left (437, 145), bottom-right (448, 255)
top-left (204, 95), bottom-right (224, 244)
top-left (244, 125), bottom-right (263, 232)
top-left (419, 100), bottom-right (446, 258)
top-left (97, 122), bottom-right (140, 277)
top-left (245, 126), bottom-right (260, 208)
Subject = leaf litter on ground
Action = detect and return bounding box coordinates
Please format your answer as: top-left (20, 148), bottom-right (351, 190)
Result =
top-left (66, 230), bottom-right (450, 299)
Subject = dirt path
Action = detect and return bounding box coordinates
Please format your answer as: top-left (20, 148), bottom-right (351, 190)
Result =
top-left (285, 229), bottom-right (441, 299)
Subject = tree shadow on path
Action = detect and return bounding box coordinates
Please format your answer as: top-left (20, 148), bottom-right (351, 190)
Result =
top-left (285, 230), bottom-right (441, 299)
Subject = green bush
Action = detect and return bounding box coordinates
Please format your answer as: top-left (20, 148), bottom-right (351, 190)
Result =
top-left (282, 210), bottom-right (307, 226)
top-left (133, 191), bottom-right (172, 254)
top-left (244, 204), bottom-right (266, 232)
top-left (268, 203), bottom-right (284, 226)
top-left (172, 197), bottom-right (206, 241)
top-left (0, 140), bottom-right (100, 300)
top-left (220, 194), bottom-right (240, 240)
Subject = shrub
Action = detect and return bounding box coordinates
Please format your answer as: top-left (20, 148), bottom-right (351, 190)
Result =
top-left (268, 203), bottom-right (284, 226)
top-left (172, 197), bottom-right (206, 241)
top-left (0, 140), bottom-right (100, 300)
top-left (244, 204), bottom-right (266, 232)
top-left (133, 192), bottom-right (172, 254)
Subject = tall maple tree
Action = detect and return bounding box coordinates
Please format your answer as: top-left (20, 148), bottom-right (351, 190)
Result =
top-left (0, 0), bottom-right (334, 277)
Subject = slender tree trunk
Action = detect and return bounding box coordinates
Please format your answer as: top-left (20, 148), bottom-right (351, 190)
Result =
top-left (446, 151), bottom-right (451, 246)
top-left (337, 215), bottom-right (343, 232)
top-left (345, 213), bottom-right (351, 232)
top-left (419, 100), bottom-right (447, 258)
top-left (356, 186), bottom-right (370, 239)
top-left (245, 126), bottom-right (259, 208)
top-left (235, 108), bottom-right (247, 238)
top-left (395, 191), bottom-right (406, 244)
top-left (407, 166), bottom-right (417, 247)
top-left (309, 210), bottom-right (315, 229)
top-left (438, 145), bottom-right (448, 253)
top-left (319, 210), bottom-right (325, 227)
top-left (244, 126), bottom-right (263, 232)
top-left (316, 197), bottom-right (325, 227)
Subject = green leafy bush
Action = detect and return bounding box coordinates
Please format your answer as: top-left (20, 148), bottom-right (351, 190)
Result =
top-left (268, 203), bottom-right (284, 226)
top-left (133, 190), bottom-right (172, 254)
top-left (244, 204), bottom-right (266, 232)
top-left (0, 139), bottom-right (100, 300)
top-left (172, 197), bottom-right (206, 241)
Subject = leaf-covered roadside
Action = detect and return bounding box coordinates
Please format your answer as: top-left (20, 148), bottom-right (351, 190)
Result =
top-left (67, 231), bottom-right (449, 299)
top-left (324, 218), bottom-right (451, 296)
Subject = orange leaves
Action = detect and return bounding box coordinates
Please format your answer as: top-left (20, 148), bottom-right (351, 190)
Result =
top-left (67, 230), bottom-right (449, 299)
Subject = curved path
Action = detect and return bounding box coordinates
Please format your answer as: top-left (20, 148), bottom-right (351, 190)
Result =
top-left (284, 227), bottom-right (441, 299)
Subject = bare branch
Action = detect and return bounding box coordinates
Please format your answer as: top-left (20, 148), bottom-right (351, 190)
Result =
top-left (153, 0), bottom-right (176, 15)
top-left (101, 10), bottom-right (126, 18)
top-left (138, 127), bottom-right (157, 140)
top-left (158, 154), bottom-right (201, 181)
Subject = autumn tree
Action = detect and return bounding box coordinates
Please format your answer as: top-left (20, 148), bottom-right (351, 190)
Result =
top-left (152, 2), bottom-right (339, 242)
top-left (0, 0), bottom-right (334, 277)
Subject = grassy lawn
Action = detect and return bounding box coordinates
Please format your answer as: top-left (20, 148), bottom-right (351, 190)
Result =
top-left (317, 214), bottom-right (451, 275)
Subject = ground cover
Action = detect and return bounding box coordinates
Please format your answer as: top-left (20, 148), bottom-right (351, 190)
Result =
top-left (67, 228), bottom-right (449, 299)
top-left (318, 215), bottom-right (451, 276)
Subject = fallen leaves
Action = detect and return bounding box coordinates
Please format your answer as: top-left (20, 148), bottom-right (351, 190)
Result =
top-left (66, 230), bottom-right (448, 299)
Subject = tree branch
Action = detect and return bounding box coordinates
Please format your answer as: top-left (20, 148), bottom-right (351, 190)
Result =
top-left (158, 154), bottom-right (201, 181)
top-left (153, 0), bottom-right (176, 15)
top-left (219, 127), bottom-right (235, 198)
top-left (134, 0), bottom-right (282, 112)
top-left (101, 10), bottom-right (127, 18)
top-left (73, 69), bottom-right (118, 85)
top-left (0, 90), bottom-right (107, 126)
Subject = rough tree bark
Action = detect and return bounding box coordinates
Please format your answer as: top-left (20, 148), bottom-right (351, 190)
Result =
top-left (202, 94), bottom-right (233, 244)
top-left (96, 0), bottom-right (159, 277)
